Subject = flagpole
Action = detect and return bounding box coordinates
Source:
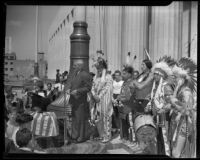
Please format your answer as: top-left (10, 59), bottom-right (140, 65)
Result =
top-left (35, 6), bottom-right (38, 63)
top-left (32, 5), bottom-right (38, 142)
top-left (34, 6), bottom-right (39, 78)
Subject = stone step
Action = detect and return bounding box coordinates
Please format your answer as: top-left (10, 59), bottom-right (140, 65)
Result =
top-left (120, 142), bottom-right (142, 154)
top-left (110, 135), bottom-right (122, 145)
top-left (107, 148), bottom-right (131, 154)
top-left (109, 135), bottom-right (143, 154)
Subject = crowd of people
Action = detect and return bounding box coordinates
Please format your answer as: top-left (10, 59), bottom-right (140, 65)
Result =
top-left (4, 54), bottom-right (197, 157)
top-left (4, 91), bottom-right (48, 153)
top-left (4, 71), bottom-right (64, 153)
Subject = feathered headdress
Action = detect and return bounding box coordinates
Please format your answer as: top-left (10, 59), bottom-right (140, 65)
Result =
top-left (123, 52), bottom-right (137, 69)
top-left (157, 55), bottom-right (177, 68)
top-left (172, 57), bottom-right (197, 93)
top-left (152, 56), bottom-right (173, 79)
top-left (150, 56), bottom-right (175, 110)
top-left (93, 50), bottom-right (107, 69)
top-left (155, 55), bottom-right (177, 87)
top-left (92, 50), bottom-right (108, 81)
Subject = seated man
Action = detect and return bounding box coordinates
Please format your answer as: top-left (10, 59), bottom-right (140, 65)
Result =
top-left (10, 128), bottom-right (33, 153)
top-left (11, 128), bottom-right (46, 154)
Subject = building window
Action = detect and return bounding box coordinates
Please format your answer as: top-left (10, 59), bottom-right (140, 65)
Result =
top-left (10, 56), bottom-right (13, 60)
top-left (5, 68), bottom-right (8, 71)
top-left (10, 62), bottom-right (13, 65)
top-left (5, 62), bottom-right (8, 65)
top-left (10, 68), bottom-right (13, 71)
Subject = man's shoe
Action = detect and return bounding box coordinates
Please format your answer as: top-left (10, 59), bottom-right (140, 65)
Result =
top-left (64, 140), bottom-right (71, 145)
top-left (101, 138), bottom-right (109, 143)
top-left (76, 137), bottom-right (84, 143)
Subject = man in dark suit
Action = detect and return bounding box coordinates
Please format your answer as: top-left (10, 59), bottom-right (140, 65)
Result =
top-left (65, 61), bottom-right (93, 143)
top-left (56, 69), bottom-right (61, 83)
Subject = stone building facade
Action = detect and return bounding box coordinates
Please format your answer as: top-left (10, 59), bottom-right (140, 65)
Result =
top-left (47, 2), bottom-right (197, 79)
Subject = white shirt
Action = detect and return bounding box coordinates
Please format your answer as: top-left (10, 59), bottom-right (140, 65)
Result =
top-left (113, 80), bottom-right (124, 95)
top-left (54, 83), bottom-right (64, 92)
top-left (6, 121), bottom-right (20, 147)
top-left (19, 147), bottom-right (47, 154)
top-left (38, 92), bottom-right (45, 97)
top-left (46, 89), bottom-right (53, 96)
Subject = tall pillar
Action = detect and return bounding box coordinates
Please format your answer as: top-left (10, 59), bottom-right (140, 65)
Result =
top-left (64, 8), bottom-right (89, 146)
top-left (69, 21), bottom-right (90, 73)
top-left (149, 2), bottom-right (183, 62)
top-left (190, 1), bottom-right (197, 63)
top-left (105, 6), bottom-right (122, 72)
top-left (122, 6), bottom-right (148, 72)
top-left (86, 6), bottom-right (96, 73)
top-left (181, 2), bottom-right (191, 58)
top-left (67, 6), bottom-right (89, 74)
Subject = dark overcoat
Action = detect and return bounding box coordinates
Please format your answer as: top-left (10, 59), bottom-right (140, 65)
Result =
top-left (68, 70), bottom-right (93, 142)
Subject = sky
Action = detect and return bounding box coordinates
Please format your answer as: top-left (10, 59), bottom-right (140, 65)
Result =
top-left (5, 5), bottom-right (60, 60)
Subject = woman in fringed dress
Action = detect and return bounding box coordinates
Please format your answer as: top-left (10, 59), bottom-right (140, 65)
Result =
top-left (91, 57), bottom-right (113, 143)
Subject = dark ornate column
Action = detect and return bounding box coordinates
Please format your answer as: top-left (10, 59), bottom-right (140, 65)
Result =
top-left (69, 21), bottom-right (90, 73)
top-left (63, 21), bottom-right (90, 146)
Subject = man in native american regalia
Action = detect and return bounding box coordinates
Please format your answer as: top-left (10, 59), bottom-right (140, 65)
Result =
top-left (168, 57), bottom-right (197, 158)
top-left (116, 65), bottom-right (136, 143)
top-left (130, 53), bottom-right (154, 131)
top-left (131, 59), bottom-right (154, 128)
top-left (144, 58), bottom-right (175, 156)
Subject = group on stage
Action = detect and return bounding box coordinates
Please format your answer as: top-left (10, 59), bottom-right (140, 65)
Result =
top-left (4, 53), bottom-right (196, 157)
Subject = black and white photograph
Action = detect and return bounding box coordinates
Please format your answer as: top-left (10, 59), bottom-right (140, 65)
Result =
top-left (3, 1), bottom-right (197, 158)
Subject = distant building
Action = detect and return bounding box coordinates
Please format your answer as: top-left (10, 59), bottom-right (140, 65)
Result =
top-left (13, 60), bottom-right (35, 80)
top-left (4, 52), bottom-right (17, 60)
top-left (4, 80), bottom-right (24, 99)
top-left (37, 52), bottom-right (48, 79)
top-left (4, 51), bottom-right (48, 81)
top-left (5, 36), bottom-right (12, 54)
top-left (4, 52), bottom-right (17, 79)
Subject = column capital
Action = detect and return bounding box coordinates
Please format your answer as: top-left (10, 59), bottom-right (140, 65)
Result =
top-left (74, 6), bottom-right (86, 22)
